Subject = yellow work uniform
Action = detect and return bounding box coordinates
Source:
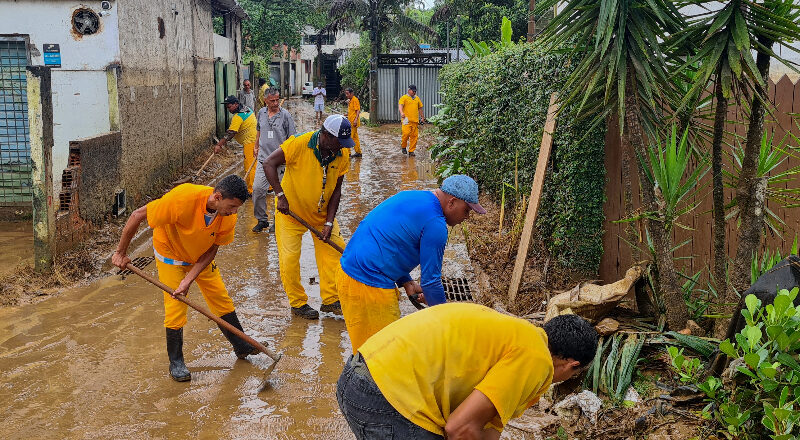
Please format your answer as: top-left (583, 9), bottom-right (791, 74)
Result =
top-left (257, 83), bottom-right (268, 112)
top-left (336, 267), bottom-right (401, 352)
top-left (275, 131), bottom-right (350, 308)
top-left (147, 184), bottom-right (238, 329)
top-left (348, 96), bottom-right (361, 154)
top-left (228, 109), bottom-right (257, 192)
top-left (359, 303), bottom-right (554, 435)
top-left (399, 94), bottom-right (423, 153)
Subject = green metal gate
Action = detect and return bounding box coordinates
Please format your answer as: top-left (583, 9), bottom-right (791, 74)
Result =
top-left (0, 39), bottom-right (31, 205)
top-left (214, 60), bottom-right (240, 139)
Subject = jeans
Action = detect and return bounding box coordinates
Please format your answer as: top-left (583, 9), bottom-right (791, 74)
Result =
top-left (337, 354), bottom-right (444, 440)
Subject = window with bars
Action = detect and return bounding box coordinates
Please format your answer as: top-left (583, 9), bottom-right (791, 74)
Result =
top-left (0, 39), bottom-right (31, 205)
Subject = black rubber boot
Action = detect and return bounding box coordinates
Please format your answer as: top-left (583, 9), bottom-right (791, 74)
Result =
top-left (166, 327), bottom-right (191, 382)
top-left (218, 311), bottom-right (259, 359)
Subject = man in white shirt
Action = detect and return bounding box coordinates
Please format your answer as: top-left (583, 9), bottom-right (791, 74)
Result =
top-left (312, 82), bottom-right (326, 126)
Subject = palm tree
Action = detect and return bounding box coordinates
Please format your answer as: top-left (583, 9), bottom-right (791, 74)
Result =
top-left (535, 0), bottom-right (691, 329)
top-left (330, 0), bottom-right (438, 123)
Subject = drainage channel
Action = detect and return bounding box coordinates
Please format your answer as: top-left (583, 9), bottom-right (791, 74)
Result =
top-left (116, 256), bottom-right (155, 276)
top-left (443, 277), bottom-right (473, 302)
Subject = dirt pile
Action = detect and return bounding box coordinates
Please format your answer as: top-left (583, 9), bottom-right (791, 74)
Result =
top-left (463, 194), bottom-right (584, 316)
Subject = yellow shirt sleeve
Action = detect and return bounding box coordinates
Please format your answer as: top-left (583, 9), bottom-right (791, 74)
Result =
top-left (228, 114), bottom-right (243, 133)
top-left (398, 95), bottom-right (408, 107)
top-left (146, 188), bottom-right (183, 229)
top-left (418, 98), bottom-right (423, 108)
top-left (474, 347), bottom-right (553, 430)
top-left (338, 149), bottom-right (350, 178)
top-left (214, 215), bottom-right (237, 246)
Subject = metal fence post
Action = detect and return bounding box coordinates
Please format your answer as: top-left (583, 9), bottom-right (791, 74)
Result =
top-left (26, 66), bottom-right (55, 272)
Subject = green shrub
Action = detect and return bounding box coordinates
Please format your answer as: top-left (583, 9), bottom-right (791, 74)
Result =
top-left (338, 37), bottom-right (370, 99)
top-left (431, 43), bottom-right (606, 273)
top-left (669, 288), bottom-right (800, 439)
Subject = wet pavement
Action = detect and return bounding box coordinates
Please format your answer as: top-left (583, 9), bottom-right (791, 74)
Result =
top-left (0, 99), bottom-right (464, 439)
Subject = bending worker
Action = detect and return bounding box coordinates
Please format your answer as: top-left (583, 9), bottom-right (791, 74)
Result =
top-left (338, 174), bottom-right (486, 352)
top-left (252, 87), bottom-right (296, 233)
top-left (398, 84), bottom-right (424, 156)
top-left (215, 95), bottom-right (257, 193)
top-left (344, 87), bottom-right (362, 158)
top-left (112, 176), bottom-right (258, 382)
top-left (263, 114), bottom-right (354, 320)
top-left (337, 304), bottom-right (598, 439)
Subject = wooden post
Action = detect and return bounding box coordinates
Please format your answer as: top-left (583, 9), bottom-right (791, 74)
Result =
top-left (508, 93), bottom-right (559, 302)
top-left (26, 66), bottom-right (55, 273)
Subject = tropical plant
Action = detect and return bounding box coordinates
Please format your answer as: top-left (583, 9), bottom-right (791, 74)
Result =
top-left (673, 288), bottom-right (800, 439)
top-left (724, 132), bottom-right (800, 238)
top-left (750, 236), bottom-right (799, 285)
top-left (329, 0), bottom-right (437, 123)
top-left (239, 0), bottom-right (327, 60)
top-left (338, 35), bottom-right (371, 98)
top-left (638, 125), bottom-right (710, 231)
top-left (720, 1), bottom-right (800, 338)
top-left (534, 0), bottom-right (692, 330)
top-left (430, 0), bottom-right (529, 45)
top-left (461, 16), bottom-right (514, 58)
top-left (584, 334), bottom-right (645, 403)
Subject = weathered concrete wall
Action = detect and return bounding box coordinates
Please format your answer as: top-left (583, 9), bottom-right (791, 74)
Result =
top-left (0, 1), bottom-right (120, 195)
top-left (115, 0), bottom-right (219, 204)
top-left (71, 132), bottom-right (122, 223)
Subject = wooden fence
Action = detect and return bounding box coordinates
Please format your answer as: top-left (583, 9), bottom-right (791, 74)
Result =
top-left (600, 74), bottom-right (800, 283)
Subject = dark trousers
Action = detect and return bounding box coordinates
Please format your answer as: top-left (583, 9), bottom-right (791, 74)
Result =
top-left (337, 354), bottom-right (444, 440)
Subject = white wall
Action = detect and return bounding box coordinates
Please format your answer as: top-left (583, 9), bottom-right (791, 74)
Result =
top-left (213, 33), bottom-right (235, 62)
top-left (0, 1), bottom-right (119, 193)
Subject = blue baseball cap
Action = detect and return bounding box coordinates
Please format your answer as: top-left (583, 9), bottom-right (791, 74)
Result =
top-left (323, 114), bottom-right (355, 148)
top-left (441, 175), bottom-right (486, 214)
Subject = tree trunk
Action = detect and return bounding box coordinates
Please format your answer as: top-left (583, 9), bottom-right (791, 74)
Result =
top-left (711, 75), bottom-right (729, 291)
top-left (713, 37), bottom-right (773, 338)
top-left (368, 5), bottom-right (380, 124)
top-left (624, 67), bottom-right (689, 330)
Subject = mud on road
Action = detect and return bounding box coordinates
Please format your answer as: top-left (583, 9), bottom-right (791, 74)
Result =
top-left (0, 99), bottom-right (453, 439)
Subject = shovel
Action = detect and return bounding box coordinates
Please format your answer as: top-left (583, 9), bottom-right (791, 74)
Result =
top-left (285, 209), bottom-right (426, 310)
top-left (125, 263), bottom-right (281, 387)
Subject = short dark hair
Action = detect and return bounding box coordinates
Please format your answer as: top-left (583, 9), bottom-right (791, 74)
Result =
top-left (543, 314), bottom-right (598, 366)
top-left (265, 87), bottom-right (280, 97)
top-left (344, 87), bottom-right (354, 94)
top-left (215, 175), bottom-right (249, 202)
top-left (408, 84), bottom-right (417, 91)
top-left (258, 77), bottom-right (267, 86)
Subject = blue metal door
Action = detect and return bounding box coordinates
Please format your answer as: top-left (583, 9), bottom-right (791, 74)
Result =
top-left (0, 39), bottom-right (30, 205)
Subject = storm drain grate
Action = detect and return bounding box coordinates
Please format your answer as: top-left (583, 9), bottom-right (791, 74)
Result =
top-left (443, 277), bottom-right (473, 302)
top-left (117, 256), bottom-right (155, 276)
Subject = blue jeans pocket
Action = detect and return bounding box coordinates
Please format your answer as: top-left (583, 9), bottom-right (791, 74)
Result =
top-left (356, 419), bottom-right (393, 440)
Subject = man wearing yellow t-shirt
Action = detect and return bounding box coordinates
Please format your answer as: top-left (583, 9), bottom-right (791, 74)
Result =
top-left (337, 304), bottom-right (598, 439)
top-left (398, 84), bottom-right (425, 156)
top-left (344, 88), bottom-right (362, 157)
top-left (262, 114), bottom-right (354, 319)
top-left (215, 95), bottom-right (257, 193)
top-left (112, 175), bottom-right (259, 382)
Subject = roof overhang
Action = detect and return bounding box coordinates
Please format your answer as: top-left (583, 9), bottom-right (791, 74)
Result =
top-left (210, 0), bottom-right (248, 20)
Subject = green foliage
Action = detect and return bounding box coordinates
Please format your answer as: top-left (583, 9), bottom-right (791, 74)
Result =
top-left (672, 288), bottom-right (800, 439)
top-left (534, 0), bottom-right (684, 138)
top-left (725, 132), bottom-right (800, 238)
top-left (432, 43), bottom-right (606, 273)
top-left (430, 0), bottom-right (530, 45)
top-left (668, 346), bottom-right (703, 383)
top-left (584, 334), bottom-right (645, 403)
top-left (338, 36), bottom-right (371, 98)
top-left (637, 125), bottom-right (710, 232)
top-left (461, 16), bottom-right (515, 58)
top-left (239, 0), bottom-right (326, 59)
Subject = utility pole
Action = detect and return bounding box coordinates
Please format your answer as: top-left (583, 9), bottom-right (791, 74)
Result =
top-left (368, 0), bottom-right (379, 124)
top-left (455, 15), bottom-right (461, 61)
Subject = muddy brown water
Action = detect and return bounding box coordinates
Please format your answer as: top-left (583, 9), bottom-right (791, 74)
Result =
top-left (0, 100), bottom-right (440, 439)
top-left (0, 222), bottom-right (33, 278)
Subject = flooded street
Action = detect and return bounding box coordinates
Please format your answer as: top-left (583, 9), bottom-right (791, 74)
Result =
top-left (0, 100), bottom-right (441, 439)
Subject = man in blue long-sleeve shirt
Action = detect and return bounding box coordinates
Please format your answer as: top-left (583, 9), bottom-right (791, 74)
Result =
top-left (337, 175), bottom-right (486, 352)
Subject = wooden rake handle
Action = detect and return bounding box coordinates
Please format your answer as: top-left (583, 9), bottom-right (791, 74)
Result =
top-left (194, 151), bottom-right (215, 180)
top-left (286, 209), bottom-right (345, 254)
top-left (125, 263), bottom-right (280, 362)
top-left (243, 157), bottom-right (257, 180)
top-left (284, 210), bottom-right (426, 310)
